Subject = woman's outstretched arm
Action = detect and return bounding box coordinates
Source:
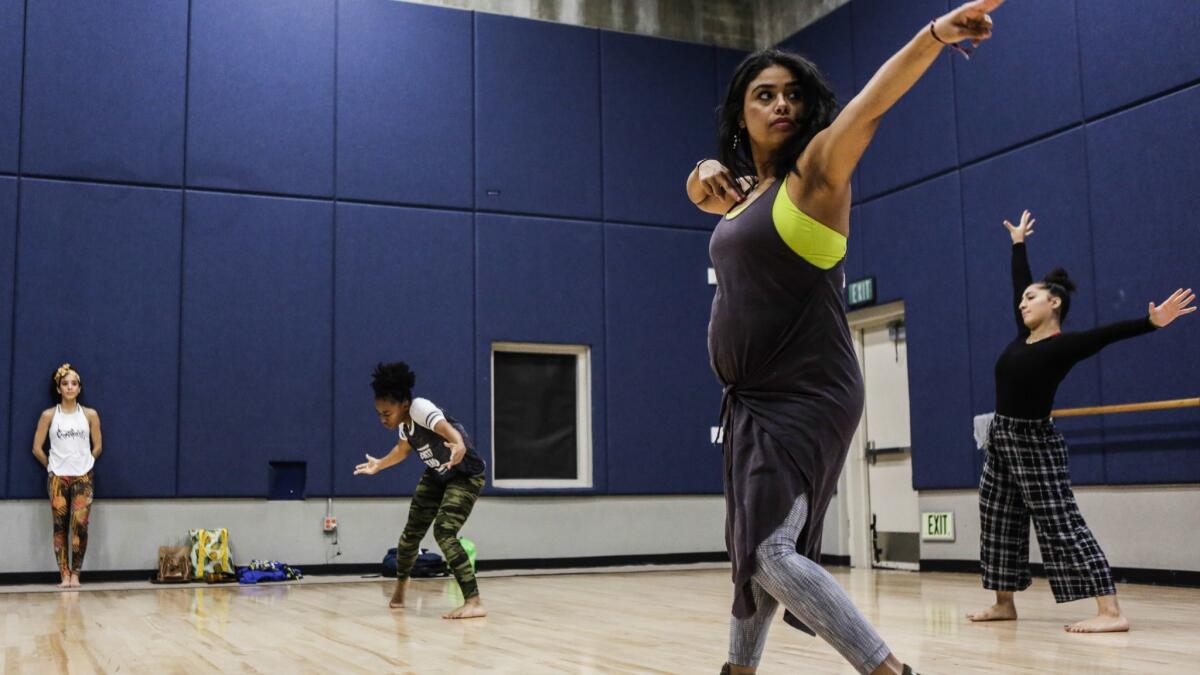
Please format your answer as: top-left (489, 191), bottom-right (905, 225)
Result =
top-left (353, 440), bottom-right (412, 476)
top-left (801, 0), bottom-right (1003, 191)
top-left (1004, 210), bottom-right (1035, 336)
top-left (1058, 288), bottom-right (1195, 359)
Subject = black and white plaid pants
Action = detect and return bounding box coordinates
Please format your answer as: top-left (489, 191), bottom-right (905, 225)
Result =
top-left (979, 414), bottom-right (1116, 603)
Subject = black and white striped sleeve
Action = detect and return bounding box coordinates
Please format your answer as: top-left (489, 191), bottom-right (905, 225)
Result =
top-left (409, 398), bottom-right (447, 431)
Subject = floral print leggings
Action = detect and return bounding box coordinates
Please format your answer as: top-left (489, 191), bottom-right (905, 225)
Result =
top-left (48, 472), bottom-right (94, 573)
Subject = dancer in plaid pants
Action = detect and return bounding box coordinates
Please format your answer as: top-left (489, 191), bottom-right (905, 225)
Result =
top-left (967, 210), bottom-right (1195, 633)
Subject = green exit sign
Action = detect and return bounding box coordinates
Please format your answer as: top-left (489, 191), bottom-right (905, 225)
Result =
top-left (847, 276), bottom-right (876, 308)
top-left (922, 511), bottom-right (955, 542)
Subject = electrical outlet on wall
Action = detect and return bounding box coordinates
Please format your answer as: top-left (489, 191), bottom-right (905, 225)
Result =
top-left (323, 516), bottom-right (337, 533)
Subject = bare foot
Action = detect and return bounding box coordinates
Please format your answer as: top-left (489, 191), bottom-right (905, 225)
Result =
top-left (443, 596), bottom-right (487, 620)
top-left (389, 580), bottom-right (407, 608)
top-left (69, 573), bottom-right (81, 588)
top-left (967, 603), bottom-right (1017, 622)
top-left (1065, 613), bottom-right (1129, 633)
top-left (56, 577), bottom-right (71, 589)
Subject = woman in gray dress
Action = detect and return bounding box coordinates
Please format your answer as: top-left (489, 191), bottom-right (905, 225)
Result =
top-left (686, 2), bottom-right (1004, 673)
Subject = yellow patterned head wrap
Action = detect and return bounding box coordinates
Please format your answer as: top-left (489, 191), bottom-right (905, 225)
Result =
top-left (53, 363), bottom-right (80, 385)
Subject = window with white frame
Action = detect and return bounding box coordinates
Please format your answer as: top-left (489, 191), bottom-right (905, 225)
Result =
top-left (490, 342), bottom-right (592, 489)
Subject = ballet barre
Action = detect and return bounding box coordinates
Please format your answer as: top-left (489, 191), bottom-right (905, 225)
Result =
top-left (1051, 397), bottom-right (1200, 418)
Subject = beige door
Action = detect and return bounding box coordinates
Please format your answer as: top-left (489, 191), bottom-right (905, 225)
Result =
top-left (846, 302), bottom-right (920, 570)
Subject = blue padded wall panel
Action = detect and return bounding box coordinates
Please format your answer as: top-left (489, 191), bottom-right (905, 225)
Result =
top-left (333, 203), bottom-right (474, 497)
top-left (953, 0), bottom-right (1082, 163)
top-left (778, 3), bottom-right (855, 110)
top-left (21, 1), bottom-right (188, 185)
top-left (859, 174), bottom-right (975, 490)
top-left (337, 1), bottom-right (471, 208)
top-left (9, 180), bottom-right (181, 499)
top-left (179, 193), bottom-right (333, 497)
top-left (605, 224), bottom-right (721, 494)
top-left (1087, 85), bottom-right (1200, 485)
top-left (1078, 0), bottom-right (1200, 118)
top-left (0, 177), bottom-right (15, 496)
top-left (187, 0), bottom-right (335, 197)
top-left (475, 214), bottom-right (606, 492)
top-left (716, 47), bottom-right (746, 108)
top-left (0, 0), bottom-right (22, 173)
top-left (778, 3), bottom-right (860, 200)
top-left (851, 0), bottom-right (956, 199)
top-left (844, 206), bottom-right (863, 286)
top-left (960, 130), bottom-right (1103, 485)
top-left (475, 14), bottom-right (600, 219)
top-left (602, 33), bottom-right (716, 229)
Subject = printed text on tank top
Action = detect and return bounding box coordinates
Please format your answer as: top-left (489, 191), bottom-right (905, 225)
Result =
top-left (55, 405), bottom-right (88, 434)
top-left (48, 404), bottom-right (94, 476)
top-left (404, 420), bottom-right (446, 474)
top-left (396, 398), bottom-right (487, 478)
top-left (400, 417), bottom-right (444, 470)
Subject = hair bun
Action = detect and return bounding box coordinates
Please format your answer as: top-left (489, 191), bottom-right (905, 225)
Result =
top-left (1043, 267), bottom-right (1076, 293)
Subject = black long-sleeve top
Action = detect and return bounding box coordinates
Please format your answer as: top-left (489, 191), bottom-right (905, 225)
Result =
top-left (994, 243), bottom-right (1156, 419)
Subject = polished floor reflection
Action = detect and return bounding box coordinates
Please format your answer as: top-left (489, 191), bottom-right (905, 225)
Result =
top-left (0, 567), bottom-right (1193, 673)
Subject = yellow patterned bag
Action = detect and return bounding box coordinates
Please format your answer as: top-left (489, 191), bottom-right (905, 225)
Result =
top-left (189, 528), bottom-right (234, 580)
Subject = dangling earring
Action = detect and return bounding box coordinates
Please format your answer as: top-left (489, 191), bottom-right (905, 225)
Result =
top-left (732, 128), bottom-right (741, 151)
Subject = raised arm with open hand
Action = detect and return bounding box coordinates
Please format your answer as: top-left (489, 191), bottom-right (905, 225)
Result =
top-left (1003, 209), bottom-right (1035, 245)
top-left (1148, 288), bottom-right (1197, 328)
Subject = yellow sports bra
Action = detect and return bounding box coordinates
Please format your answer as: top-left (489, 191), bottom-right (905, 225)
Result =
top-left (771, 175), bottom-right (846, 270)
top-left (724, 174), bottom-right (846, 270)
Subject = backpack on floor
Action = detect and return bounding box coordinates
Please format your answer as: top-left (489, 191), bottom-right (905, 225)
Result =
top-left (381, 547), bottom-right (450, 578)
top-left (189, 528), bottom-right (234, 580)
top-left (154, 545), bottom-right (193, 583)
top-left (412, 549), bottom-right (450, 578)
top-left (382, 547), bottom-right (400, 577)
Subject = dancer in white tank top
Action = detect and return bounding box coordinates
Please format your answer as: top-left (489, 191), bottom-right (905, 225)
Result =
top-left (32, 364), bottom-right (103, 588)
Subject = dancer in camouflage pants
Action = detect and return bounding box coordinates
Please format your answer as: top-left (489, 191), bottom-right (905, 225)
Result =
top-left (395, 471), bottom-right (485, 599)
top-left (355, 361), bottom-right (489, 619)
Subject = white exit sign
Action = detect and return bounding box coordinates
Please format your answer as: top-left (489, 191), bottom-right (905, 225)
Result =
top-left (921, 511), bottom-right (955, 542)
top-left (847, 276), bottom-right (876, 308)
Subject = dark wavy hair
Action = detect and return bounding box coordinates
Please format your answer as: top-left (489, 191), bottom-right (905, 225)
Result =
top-left (717, 49), bottom-right (838, 183)
top-left (371, 361), bottom-right (416, 403)
top-left (1041, 268), bottom-right (1077, 323)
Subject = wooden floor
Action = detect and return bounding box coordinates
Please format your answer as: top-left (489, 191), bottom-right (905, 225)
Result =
top-left (0, 566), bottom-right (1194, 674)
